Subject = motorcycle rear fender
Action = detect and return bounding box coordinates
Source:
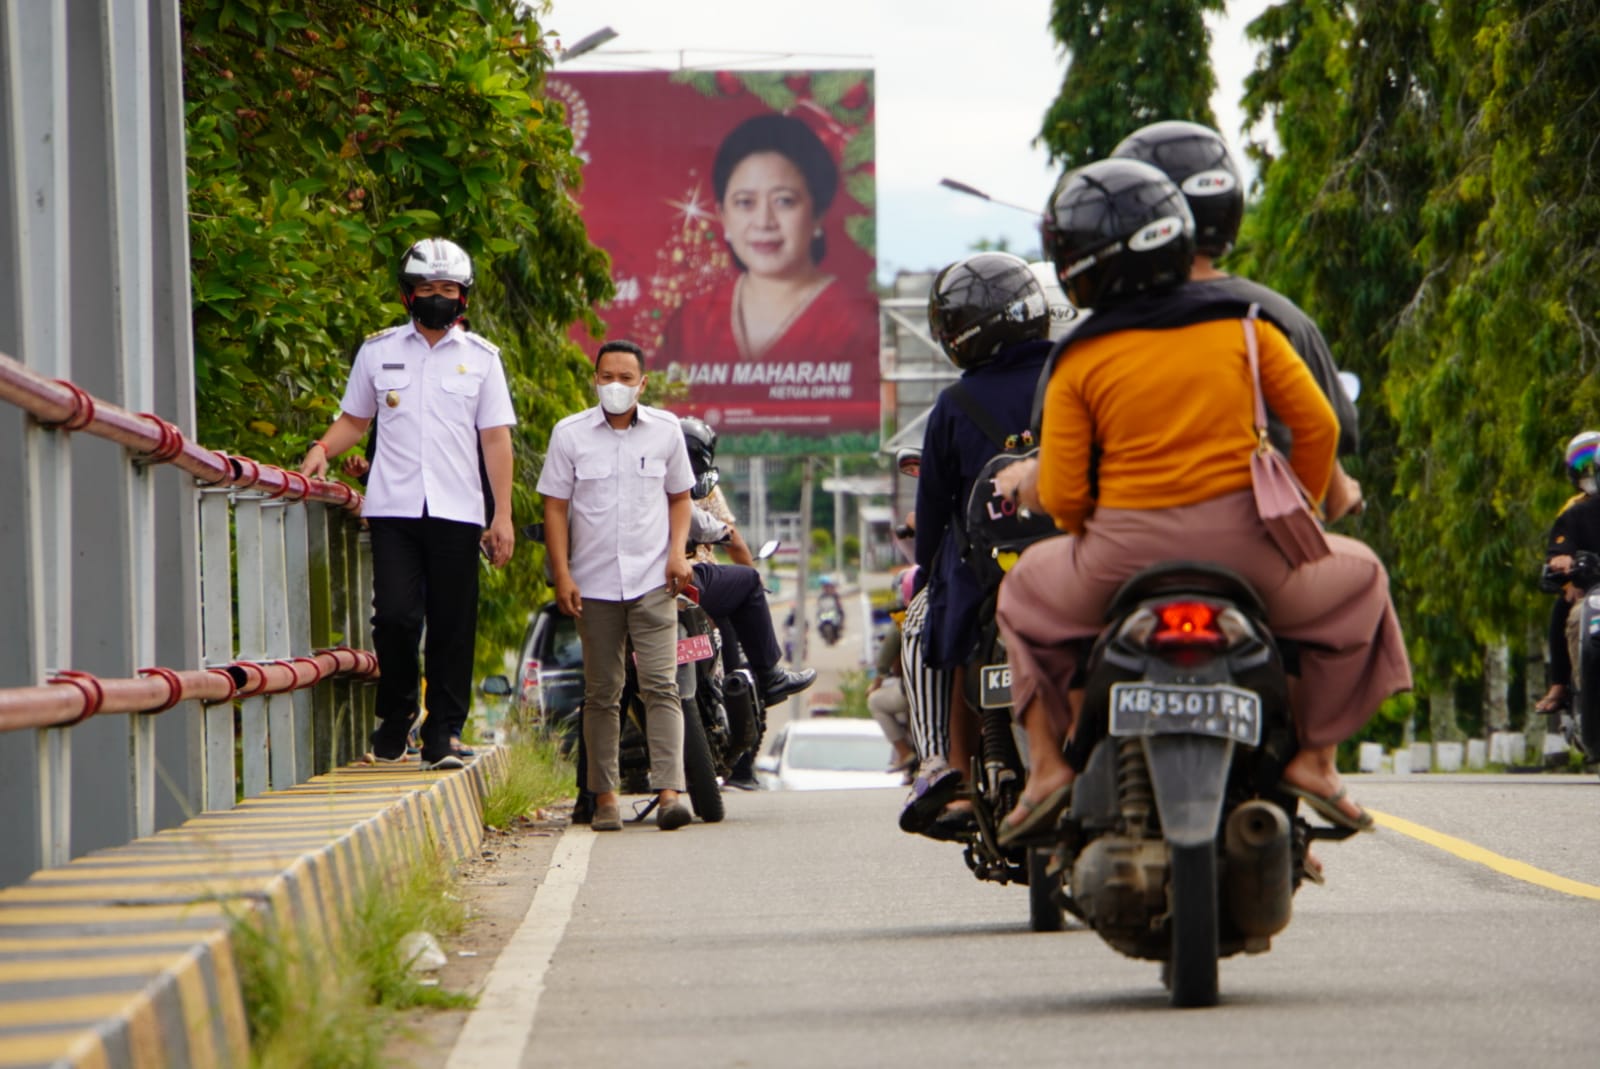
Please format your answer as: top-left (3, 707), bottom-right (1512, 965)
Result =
top-left (1144, 734), bottom-right (1234, 848)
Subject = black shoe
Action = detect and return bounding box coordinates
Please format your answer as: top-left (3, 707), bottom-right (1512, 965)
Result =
top-left (572, 791), bottom-right (595, 825)
top-left (759, 666), bottom-right (817, 705)
top-left (724, 774), bottom-right (760, 791)
top-left (370, 719), bottom-right (410, 763)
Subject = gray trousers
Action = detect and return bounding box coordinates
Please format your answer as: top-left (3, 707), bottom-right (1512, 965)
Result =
top-left (578, 587), bottom-right (685, 793)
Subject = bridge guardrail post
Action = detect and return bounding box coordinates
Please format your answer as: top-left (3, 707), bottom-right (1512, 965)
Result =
top-left (199, 487), bottom-right (235, 810)
top-left (235, 494), bottom-right (268, 798)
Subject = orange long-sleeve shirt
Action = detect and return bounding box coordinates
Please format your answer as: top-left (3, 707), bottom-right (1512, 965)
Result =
top-left (1037, 317), bottom-right (1338, 535)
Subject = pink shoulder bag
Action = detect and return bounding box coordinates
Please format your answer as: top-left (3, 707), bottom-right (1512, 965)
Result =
top-left (1243, 310), bottom-right (1331, 567)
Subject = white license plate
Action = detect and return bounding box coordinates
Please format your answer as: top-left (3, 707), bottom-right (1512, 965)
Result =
top-left (1108, 683), bottom-right (1262, 745)
top-left (978, 663), bottom-right (1012, 709)
top-left (676, 633), bottom-right (716, 665)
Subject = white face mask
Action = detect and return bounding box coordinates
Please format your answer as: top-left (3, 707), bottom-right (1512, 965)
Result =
top-left (597, 381), bottom-right (641, 415)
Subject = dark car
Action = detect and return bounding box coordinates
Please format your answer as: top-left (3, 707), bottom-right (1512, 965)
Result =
top-left (509, 602), bottom-right (585, 737)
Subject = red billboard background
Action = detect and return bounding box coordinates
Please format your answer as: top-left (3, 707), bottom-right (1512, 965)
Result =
top-left (549, 70), bottom-right (879, 451)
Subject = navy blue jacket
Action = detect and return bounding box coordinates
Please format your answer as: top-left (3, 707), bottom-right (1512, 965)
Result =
top-left (914, 338), bottom-right (1052, 668)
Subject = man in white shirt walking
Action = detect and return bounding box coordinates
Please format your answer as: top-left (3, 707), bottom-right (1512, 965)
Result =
top-left (300, 238), bottom-right (515, 771)
top-left (538, 340), bottom-right (697, 831)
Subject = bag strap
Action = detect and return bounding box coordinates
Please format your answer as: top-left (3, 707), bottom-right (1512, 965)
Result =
top-left (945, 382), bottom-right (1012, 451)
top-left (1241, 303), bottom-right (1270, 452)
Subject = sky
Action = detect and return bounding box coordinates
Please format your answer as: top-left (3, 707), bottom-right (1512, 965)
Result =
top-left (538, 0), bottom-right (1274, 284)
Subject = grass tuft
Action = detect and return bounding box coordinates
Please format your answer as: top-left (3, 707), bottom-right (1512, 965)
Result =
top-left (481, 730), bottom-right (577, 829)
top-left (235, 833), bottom-right (473, 1068)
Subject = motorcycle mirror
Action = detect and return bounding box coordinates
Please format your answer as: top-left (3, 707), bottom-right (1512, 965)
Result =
top-left (480, 674), bottom-right (512, 697)
top-left (1338, 371), bottom-right (1361, 404)
top-left (756, 538), bottom-right (781, 560)
top-left (896, 448), bottom-right (921, 479)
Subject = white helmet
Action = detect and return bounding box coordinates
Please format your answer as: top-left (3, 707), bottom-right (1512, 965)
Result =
top-left (398, 237), bottom-right (474, 295)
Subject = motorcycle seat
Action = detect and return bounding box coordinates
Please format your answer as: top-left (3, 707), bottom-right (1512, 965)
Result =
top-left (1104, 560), bottom-right (1268, 622)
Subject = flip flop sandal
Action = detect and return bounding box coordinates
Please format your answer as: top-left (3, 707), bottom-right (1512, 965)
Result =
top-left (1283, 784), bottom-right (1376, 833)
top-left (996, 782), bottom-right (1073, 847)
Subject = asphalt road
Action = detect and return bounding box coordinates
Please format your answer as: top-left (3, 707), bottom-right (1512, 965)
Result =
top-left (449, 772), bottom-right (1599, 1069)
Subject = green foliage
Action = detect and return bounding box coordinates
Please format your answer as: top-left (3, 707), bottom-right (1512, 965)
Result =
top-left (182, 0), bottom-right (613, 674)
top-left (1038, 0), bottom-right (1224, 168)
top-left (1232, 0), bottom-right (1600, 736)
top-left (835, 668), bottom-right (872, 719)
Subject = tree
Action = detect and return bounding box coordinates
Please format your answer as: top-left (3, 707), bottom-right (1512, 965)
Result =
top-left (1037, 0), bottom-right (1224, 168)
top-left (182, 0), bottom-right (613, 668)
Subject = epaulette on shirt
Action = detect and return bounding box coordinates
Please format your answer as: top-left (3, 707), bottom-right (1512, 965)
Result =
top-left (462, 331), bottom-right (500, 356)
top-left (364, 324), bottom-right (406, 343)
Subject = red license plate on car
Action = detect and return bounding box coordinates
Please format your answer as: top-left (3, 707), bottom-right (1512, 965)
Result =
top-left (676, 633), bottom-right (715, 664)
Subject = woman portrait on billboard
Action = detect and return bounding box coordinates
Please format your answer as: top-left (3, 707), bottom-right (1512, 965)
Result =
top-left (660, 112), bottom-right (877, 366)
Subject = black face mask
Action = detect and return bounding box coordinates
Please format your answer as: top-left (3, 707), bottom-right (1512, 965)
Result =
top-left (411, 293), bottom-right (465, 330)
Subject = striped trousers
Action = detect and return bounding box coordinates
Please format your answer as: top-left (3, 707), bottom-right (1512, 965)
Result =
top-left (900, 587), bottom-right (952, 763)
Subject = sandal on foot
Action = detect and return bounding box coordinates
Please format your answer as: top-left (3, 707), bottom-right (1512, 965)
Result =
top-left (996, 782), bottom-right (1072, 847)
top-left (1283, 784), bottom-right (1375, 833)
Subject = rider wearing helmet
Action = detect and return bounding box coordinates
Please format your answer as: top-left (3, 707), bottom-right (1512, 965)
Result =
top-left (1110, 120), bottom-right (1363, 518)
top-left (677, 418), bottom-right (816, 774)
top-left (989, 158), bottom-right (1409, 846)
top-left (1537, 431), bottom-right (1600, 714)
top-left (299, 237), bottom-right (516, 770)
top-left (897, 251), bottom-right (1054, 837)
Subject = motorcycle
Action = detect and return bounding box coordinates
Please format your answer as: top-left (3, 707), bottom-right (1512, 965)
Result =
top-left (1009, 561), bottom-right (1346, 1007)
top-left (817, 600), bottom-right (844, 646)
top-left (1538, 549), bottom-right (1600, 762)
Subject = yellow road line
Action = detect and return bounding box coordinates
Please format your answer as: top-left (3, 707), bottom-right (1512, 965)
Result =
top-left (1370, 809), bottom-right (1600, 901)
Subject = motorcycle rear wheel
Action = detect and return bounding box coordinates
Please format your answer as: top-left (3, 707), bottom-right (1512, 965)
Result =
top-left (1167, 841), bottom-right (1220, 1007)
top-left (683, 700), bottom-right (726, 823)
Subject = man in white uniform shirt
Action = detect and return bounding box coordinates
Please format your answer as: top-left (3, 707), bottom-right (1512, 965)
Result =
top-left (300, 238), bottom-right (515, 771)
top-left (538, 340), bottom-right (697, 831)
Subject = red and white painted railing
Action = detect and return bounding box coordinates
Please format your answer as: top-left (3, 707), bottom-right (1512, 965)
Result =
top-left (0, 351), bottom-right (362, 509)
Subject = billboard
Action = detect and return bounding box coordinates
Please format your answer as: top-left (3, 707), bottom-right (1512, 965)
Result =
top-left (549, 70), bottom-right (879, 453)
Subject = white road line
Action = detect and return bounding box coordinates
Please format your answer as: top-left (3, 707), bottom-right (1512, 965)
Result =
top-left (444, 828), bottom-right (595, 1069)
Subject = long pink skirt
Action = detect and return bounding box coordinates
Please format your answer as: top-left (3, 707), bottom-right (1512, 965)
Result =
top-left (994, 490), bottom-right (1412, 749)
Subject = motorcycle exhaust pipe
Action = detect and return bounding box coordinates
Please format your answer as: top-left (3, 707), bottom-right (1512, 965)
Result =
top-left (1224, 800), bottom-right (1293, 939)
top-left (723, 670), bottom-right (760, 754)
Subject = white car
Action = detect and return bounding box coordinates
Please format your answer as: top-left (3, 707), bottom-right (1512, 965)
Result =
top-left (755, 717), bottom-right (904, 791)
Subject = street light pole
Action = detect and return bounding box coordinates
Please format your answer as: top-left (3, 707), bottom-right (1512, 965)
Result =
top-left (559, 26), bottom-right (618, 64)
top-left (938, 177), bottom-right (1040, 217)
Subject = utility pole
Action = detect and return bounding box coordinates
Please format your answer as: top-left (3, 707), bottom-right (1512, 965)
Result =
top-left (833, 455), bottom-right (844, 581)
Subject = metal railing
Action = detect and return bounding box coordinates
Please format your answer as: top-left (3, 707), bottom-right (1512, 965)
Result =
top-left (0, 350), bottom-right (378, 882)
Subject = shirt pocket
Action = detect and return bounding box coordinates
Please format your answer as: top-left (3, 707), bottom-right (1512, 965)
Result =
top-left (575, 457), bottom-right (615, 482)
top-left (372, 371), bottom-right (412, 412)
top-left (440, 371), bottom-right (485, 398)
top-left (639, 456), bottom-right (668, 480)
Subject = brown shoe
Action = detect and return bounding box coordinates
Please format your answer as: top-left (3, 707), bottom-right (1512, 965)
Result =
top-left (656, 800), bottom-right (692, 831)
top-left (592, 801), bottom-right (623, 831)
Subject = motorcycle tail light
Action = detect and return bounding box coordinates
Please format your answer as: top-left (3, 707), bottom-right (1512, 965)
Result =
top-left (1150, 601), bottom-right (1226, 650)
top-left (520, 659), bottom-right (541, 702)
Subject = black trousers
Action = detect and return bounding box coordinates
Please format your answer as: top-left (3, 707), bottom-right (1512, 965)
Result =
top-left (1549, 595), bottom-right (1573, 689)
top-left (692, 562), bottom-right (781, 674)
top-left (368, 515), bottom-right (481, 751)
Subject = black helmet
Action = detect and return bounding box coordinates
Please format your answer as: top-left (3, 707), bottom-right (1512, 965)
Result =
top-left (1111, 120), bottom-right (1244, 258)
top-left (1041, 158), bottom-right (1194, 311)
top-left (681, 416), bottom-right (720, 500)
top-left (927, 252), bottom-right (1051, 370)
